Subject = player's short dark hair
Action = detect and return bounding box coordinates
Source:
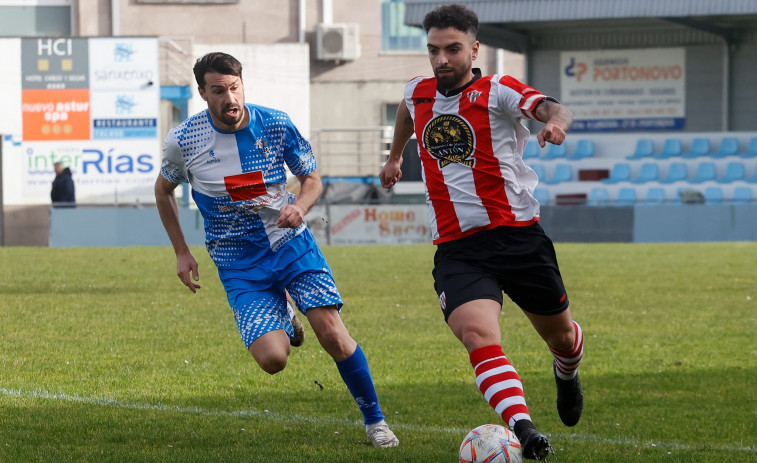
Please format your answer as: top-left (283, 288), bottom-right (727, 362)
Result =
top-left (193, 52), bottom-right (243, 89)
top-left (422, 3), bottom-right (479, 37)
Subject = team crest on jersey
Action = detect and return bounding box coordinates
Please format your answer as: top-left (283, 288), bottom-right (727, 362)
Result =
top-left (466, 90), bottom-right (482, 103)
top-left (255, 138), bottom-right (273, 157)
top-left (423, 114), bottom-right (475, 168)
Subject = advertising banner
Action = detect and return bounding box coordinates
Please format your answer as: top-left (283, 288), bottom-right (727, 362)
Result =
top-left (89, 38), bottom-right (159, 140)
top-left (560, 48), bottom-right (686, 132)
top-left (3, 37), bottom-right (161, 205)
top-left (329, 205), bottom-right (431, 245)
top-left (21, 38), bottom-right (91, 141)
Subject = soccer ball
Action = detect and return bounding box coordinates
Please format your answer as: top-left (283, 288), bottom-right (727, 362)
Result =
top-left (458, 424), bottom-right (523, 463)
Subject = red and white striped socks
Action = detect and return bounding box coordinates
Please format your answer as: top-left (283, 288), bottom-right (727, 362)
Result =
top-left (550, 321), bottom-right (584, 380)
top-left (470, 345), bottom-right (531, 428)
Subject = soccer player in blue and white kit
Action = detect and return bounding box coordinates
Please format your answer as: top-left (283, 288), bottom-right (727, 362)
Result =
top-left (155, 52), bottom-right (399, 448)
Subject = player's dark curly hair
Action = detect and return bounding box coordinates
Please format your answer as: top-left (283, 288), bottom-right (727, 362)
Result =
top-left (193, 52), bottom-right (243, 89)
top-left (422, 3), bottom-right (479, 37)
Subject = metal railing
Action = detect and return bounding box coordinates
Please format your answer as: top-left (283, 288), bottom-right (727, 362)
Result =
top-left (310, 126), bottom-right (392, 177)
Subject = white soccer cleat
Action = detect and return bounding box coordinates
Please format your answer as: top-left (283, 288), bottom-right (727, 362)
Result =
top-left (366, 420), bottom-right (399, 448)
top-left (286, 293), bottom-right (305, 347)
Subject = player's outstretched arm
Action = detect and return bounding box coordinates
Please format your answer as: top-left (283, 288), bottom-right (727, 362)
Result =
top-left (155, 175), bottom-right (201, 293)
top-left (380, 99), bottom-right (414, 189)
top-left (534, 99), bottom-right (573, 148)
top-left (277, 170), bottom-right (323, 228)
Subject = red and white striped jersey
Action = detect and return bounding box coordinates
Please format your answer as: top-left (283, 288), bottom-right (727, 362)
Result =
top-left (405, 69), bottom-right (551, 244)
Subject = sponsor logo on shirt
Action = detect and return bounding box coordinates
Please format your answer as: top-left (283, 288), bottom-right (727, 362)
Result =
top-left (423, 114), bottom-right (475, 168)
top-left (206, 150), bottom-right (220, 164)
top-left (223, 171), bottom-right (267, 202)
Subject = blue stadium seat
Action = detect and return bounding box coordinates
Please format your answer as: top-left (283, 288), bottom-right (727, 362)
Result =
top-left (659, 162), bottom-right (688, 184)
top-left (682, 137), bottom-right (711, 159)
top-left (745, 166), bottom-right (757, 183)
top-left (740, 137), bottom-right (757, 159)
top-left (716, 162), bottom-right (746, 183)
top-left (587, 187), bottom-right (609, 206)
top-left (567, 140), bottom-right (595, 160)
top-left (626, 139), bottom-right (654, 160)
top-left (542, 164), bottom-right (572, 184)
top-left (644, 187), bottom-right (666, 205)
top-left (712, 137), bottom-right (739, 158)
top-left (533, 188), bottom-right (550, 205)
top-left (529, 163), bottom-right (546, 181)
top-left (602, 163), bottom-right (631, 184)
top-left (523, 141), bottom-right (541, 160)
top-left (543, 143), bottom-right (567, 160)
top-left (630, 163), bottom-right (660, 184)
top-left (690, 162), bottom-right (717, 183)
top-left (703, 186), bottom-right (724, 204)
top-left (731, 186), bottom-right (753, 204)
top-left (615, 187), bottom-right (637, 206)
top-left (659, 138), bottom-right (682, 158)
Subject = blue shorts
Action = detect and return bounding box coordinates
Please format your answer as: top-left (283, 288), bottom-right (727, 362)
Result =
top-left (218, 229), bottom-right (343, 348)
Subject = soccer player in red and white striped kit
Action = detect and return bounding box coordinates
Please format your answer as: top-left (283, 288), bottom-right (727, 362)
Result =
top-left (380, 3), bottom-right (583, 460)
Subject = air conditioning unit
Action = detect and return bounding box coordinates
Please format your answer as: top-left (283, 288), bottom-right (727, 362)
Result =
top-left (316, 23), bottom-right (360, 61)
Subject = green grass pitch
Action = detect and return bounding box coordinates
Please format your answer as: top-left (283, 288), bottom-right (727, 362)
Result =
top-left (0, 243), bottom-right (755, 462)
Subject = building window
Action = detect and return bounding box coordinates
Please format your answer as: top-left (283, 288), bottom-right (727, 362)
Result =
top-left (0, 3), bottom-right (71, 37)
top-left (381, 0), bottom-right (426, 52)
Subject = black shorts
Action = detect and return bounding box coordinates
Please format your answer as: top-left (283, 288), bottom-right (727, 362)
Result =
top-left (432, 223), bottom-right (569, 322)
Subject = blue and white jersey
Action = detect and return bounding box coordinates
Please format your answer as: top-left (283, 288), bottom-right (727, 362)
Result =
top-left (161, 103), bottom-right (317, 269)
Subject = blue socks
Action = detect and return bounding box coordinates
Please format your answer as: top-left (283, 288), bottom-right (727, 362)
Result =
top-left (335, 344), bottom-right (385, 425)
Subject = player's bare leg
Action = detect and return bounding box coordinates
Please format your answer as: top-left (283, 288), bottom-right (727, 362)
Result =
top-left (523, 308), bottom-right (584, 427)
top-left (307, 307), bottom-right (399, 448)
top-left (449, 300), bottom-right (553, 460)
top-left (248, 330), bottom-right (291, 374)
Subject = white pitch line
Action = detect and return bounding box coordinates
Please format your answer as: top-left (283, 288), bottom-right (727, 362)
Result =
top-left (2, 387), bottom-right (755, 454)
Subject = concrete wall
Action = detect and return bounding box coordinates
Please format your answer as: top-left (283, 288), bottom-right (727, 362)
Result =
top-left (48, 206), bottom-right (204, 248)
top-left (40, 203), bottom-right (757, 248)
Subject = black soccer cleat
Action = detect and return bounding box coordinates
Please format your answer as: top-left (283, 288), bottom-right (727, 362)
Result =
top-left (513, 420), bottom-right (554, 461)
top-left (554, 362), bottom-right (583, 427)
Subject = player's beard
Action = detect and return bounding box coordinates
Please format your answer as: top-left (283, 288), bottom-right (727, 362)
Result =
top-left (215, 104), bottom-right (243, 127)
top-left (434, 63), bottom-right (471, 92)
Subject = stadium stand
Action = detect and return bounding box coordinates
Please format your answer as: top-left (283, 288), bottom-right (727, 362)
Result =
top-left (659, 138), bottom-right (683, 158)
top-left (745, 167), bottom-right (757, 183)
top-left (712, 137), bottom-right (740, 158)
top-left (682, 137), bottom-right (711, 159)
top-left (602, 163), bottom-right (631, 184)
top-left (689, 162), bottom-right (718, 183)
top-left (625, 138), bottom-right (655, 160)
top-left (704, 186), bottom-right (724, 204)
top-left (740, 137), bottom-right (757, 159)
top-left (630, 163), bottom-right (660, 184)
top-left (523, 141), bottom-right (541, 160)
top-left (644, 187), bottom-right (666, 205)
top-left (542, 164), bottom-right (573, 184)
top-left (543, 142), bottom-right (567, 160)
top-left (717, 161), bottom-right (746, 183)
top-left (616, 187), bottom-right (637, 206)
top-left (587, 187), bottom-right (609, 206)
top-left (529, 164), bottom-right (546, 181)
top-left (533, 188), bottom-right (550, 205)
top-left (659, 162), bottom-right (688, 184)
top-left (731, 186), bottom-right (753, 204)
top-left (568, 139), bottom-right (595, 160)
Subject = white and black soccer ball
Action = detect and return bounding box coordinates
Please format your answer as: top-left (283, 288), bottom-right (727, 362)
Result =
top-left (458, 424), bottom-right (523, 463)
